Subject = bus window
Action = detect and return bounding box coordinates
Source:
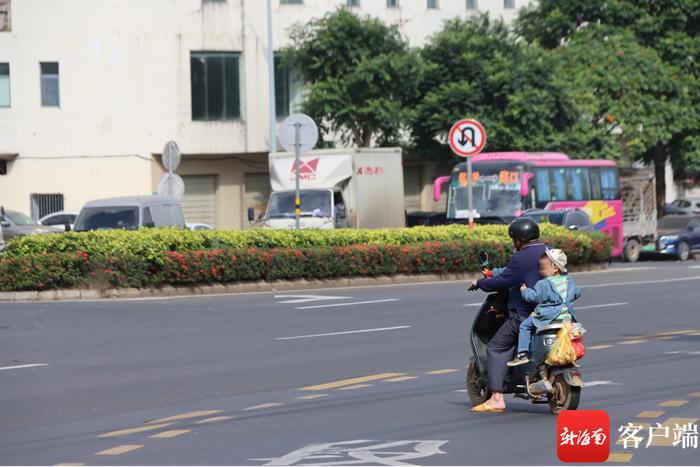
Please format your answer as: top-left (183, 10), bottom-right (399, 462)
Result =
top-left (535, 169), bottom-right (550, 203)
top-left (566, 168), bottom-right (591, 201)
top-left (552, 169), bottom-right (566, 201)
top-left (589, 168), bottom-right (602, 199)
top-left (601, 168), bottom-right (619, 200)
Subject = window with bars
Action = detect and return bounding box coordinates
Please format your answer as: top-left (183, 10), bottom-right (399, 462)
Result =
top-left (31, 193), bottom-right (64, 220)
top-left (40, 62), bottom-right (60, 107)
top-left (190, 52), bottom-right (241, 121)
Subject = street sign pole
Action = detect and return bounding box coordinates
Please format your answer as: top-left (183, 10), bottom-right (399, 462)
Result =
top-left (467, 158), bottom-right (474, 229)
top-left (294, 122), bottom-right (301, 230)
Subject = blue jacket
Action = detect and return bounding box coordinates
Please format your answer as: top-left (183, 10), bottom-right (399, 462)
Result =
top-left (522, 275), bottom-right (581, 328)
top-left (476, 241), bottom-right (547, 318)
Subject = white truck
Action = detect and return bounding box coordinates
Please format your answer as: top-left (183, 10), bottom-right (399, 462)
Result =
top-left (619, 167), bottom-right (658, 262)
top-left (249, 148), bottom-right (405, 229)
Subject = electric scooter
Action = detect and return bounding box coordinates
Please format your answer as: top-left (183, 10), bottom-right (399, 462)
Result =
top-left (466, 252), bottom-right (583, 414)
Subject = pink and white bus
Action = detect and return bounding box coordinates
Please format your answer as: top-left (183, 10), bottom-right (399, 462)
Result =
top-left (433, 152), bottom-right (625, 257)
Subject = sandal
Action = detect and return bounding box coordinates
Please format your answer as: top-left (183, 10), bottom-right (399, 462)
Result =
top-left (470, 403), bottom-right (506, 413)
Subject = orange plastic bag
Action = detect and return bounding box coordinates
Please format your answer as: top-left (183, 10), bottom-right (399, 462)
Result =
top-left (545, 321), bottom-right (577, 366)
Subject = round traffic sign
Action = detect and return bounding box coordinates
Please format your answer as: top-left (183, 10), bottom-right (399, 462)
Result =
top-left (163, 140), bottom-right (181, 172)
top-left (157, 172), bottom-right (185, 200)
top-left (279, 114), bottom-right (319, 154)
top-left (448, 119), bottom-right (486, 158)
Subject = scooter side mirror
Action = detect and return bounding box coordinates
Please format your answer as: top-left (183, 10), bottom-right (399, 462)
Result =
top-left (478, 251), bottom-right (489, 267)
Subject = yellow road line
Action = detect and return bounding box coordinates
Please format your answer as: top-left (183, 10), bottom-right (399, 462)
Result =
top-left (149, 410), bottom-right (222, 424)
top-left (688, 332), bottom-right (700, 336)
top-left (300, 373), bottom-right (404, 391)
top-left (619, 340), bottom-right (647, 345)
top-left (637, 410), bottom-right (665, 418)
top-left (427, 369), bottom-right (459, 375)
top-left (384, 376), bottom-right (418, 382)
top-left (98, 423), bottom-right (174, 438)
top-left (338, 384), bottom-right (373, 390)
top-left (196, 416), bottom-right (234, 424)
top-left (646, 417), bottom-right (698, 447)
top-left (295, 394), bottom-right (329, 400)
top-left (149, 429), bottom-right (191, 439)
top-left (687, 392), bottom-right (700, 398)
top-left (606, 453), bottom-right (633, 463)
top-left (589, 344), bottom-right (614, 350)
top-left (655, 336), bottom-right (678, 340)
top-left (655, 330), bottom-right (698, 336)
top-left (659, 400), bottom-right (689, 407)
top-left (95, 444), bottom-right (144, 456)
top-left (242, 403), bottom-right (283, 411)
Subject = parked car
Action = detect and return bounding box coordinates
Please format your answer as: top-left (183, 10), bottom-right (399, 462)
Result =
top-left (0, 206), bottom-right (62, 242)
top-left (186, 223), bottom-right (213, 231)
top-left (38, 210), bottom-right (79, 231)
top-left (656, 215), bottom-right (700, 261)
top-left (73, 196), bottom-right (186, 231)
top-left (520, 209), bottom-right (595, 232)
top-left (665, 198), bottom-right (700, 215)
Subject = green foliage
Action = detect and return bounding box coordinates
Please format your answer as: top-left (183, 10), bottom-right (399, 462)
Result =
top-left (0, 228), bottom-right (610, 292)
top-left (410, 15), bottom-right (575, 157)
top-left (283, 8), bottom-right (419, 147)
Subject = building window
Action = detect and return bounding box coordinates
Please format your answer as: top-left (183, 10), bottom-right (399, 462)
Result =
top-left (387, 0), bottom-right (398, 7)
top-left (504, 0), bottom-right (515, 9)
top-left (347, 0), bottom-right (359, 7)
top-left (275, 56), bottom-right (290, 119)
top-left (466, 0), bottom-right (478, 9)
top-left (40, 62), bottom-right (60, 107)
top-left (0, 63), bottom-right (9, 107)
top-left (190, 52), bottom-right (241, 121)
top-left (427, 0), bottom-right (438, 8)
top-left (0, 0), bottom-right (10, 32)
top-left (280, 0), bottom-right (302, 3)
top-left (31, 193), bottom-right (64, 220)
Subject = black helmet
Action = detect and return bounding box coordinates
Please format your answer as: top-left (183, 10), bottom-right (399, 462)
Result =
top-left (508, 217), bottom-right (540, 243)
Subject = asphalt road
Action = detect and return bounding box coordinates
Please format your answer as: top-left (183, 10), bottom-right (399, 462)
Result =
top-left (2, 261), bottom-right (700, 466)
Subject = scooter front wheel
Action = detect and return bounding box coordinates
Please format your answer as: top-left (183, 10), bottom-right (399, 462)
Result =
top-left (467, 361), bottom-right (491, 405)
top-left (548, 375), bottom-right (581, 414)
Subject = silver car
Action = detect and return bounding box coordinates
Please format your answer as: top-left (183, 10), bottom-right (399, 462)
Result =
top-left (0, 207), bottom-right (62, 243)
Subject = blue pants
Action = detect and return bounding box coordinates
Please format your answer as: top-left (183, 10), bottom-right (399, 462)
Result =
top-left (517, 316), bottom-right (535, 353)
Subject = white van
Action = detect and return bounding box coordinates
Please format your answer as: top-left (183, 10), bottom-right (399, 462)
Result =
top-left (73, 196), bottom-right (185, 231)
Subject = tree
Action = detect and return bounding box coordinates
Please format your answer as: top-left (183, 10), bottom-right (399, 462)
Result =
top-left (517, 0), bottom-right (700, 211)
top-left (410, 15), bottom-right (576, 158)
top-left (283, 8), bottom-right (419, 147)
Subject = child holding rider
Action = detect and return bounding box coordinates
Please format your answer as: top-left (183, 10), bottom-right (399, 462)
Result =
top-left (507, 248), bottom-right (581, 367)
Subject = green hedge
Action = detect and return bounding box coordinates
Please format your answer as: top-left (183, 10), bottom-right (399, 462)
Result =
top-left (3, 224), bottom-right (611, 264)
top-left (0, 232), bottom-right (610, 292)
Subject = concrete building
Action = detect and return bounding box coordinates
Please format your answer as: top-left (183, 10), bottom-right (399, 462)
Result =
top-left (0, 0), bottom-right (532, 229)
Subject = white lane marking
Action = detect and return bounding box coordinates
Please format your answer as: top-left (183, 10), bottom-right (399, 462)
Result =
top-left (582, 380), bottom-right (622, 387)
top-left (688, 265), bottom-right (700, 269)
top-left (294, 298), bottom-right (400, 310)
top-left (580, 276), bottom-right (700, 289)
top-left (575, 302), bottom-right (629, 310)
top-left (275, 294), bottom-right (351, 304)
top-left (276, 326), bottom-right (411, 341)
top-left (665, 350), bottom-right (700, 355)
top-left (463, 303), bottom-right (483, 307)
top-left (0, 363), bottom-right (48, 371)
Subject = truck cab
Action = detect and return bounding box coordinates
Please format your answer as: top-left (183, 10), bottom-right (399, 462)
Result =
top-left (256, 188), bottom-right (348, 230)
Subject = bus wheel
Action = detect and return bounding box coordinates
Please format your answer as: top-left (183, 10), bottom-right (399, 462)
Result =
top-left (623, 239), bottom-right (641, 263)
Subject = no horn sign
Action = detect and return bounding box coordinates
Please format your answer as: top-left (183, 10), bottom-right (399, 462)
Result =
top-left (449, 119), bottom-right (486, 157)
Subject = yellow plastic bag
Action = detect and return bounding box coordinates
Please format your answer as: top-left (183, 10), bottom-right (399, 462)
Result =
top-left (546, 321), bottom-right (577, 366)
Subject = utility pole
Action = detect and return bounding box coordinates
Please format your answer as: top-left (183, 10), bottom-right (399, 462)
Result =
top-left (266, 0), bottom-right (277, 153)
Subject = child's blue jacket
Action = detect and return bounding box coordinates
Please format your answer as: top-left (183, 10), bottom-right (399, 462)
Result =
top-left (521, 275), bottom-right (581, 328)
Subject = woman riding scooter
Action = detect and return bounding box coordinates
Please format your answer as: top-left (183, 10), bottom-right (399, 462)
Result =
top-left (469, 217), bottom-right (545, 413)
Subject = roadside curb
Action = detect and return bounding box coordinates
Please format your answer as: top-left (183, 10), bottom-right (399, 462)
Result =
top-left (0, 263), bottom-right (607, 302)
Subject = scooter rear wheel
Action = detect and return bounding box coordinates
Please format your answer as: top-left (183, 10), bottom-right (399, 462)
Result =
top-left (548, 375), bottom-right (581, 414)
top-left (467, 361), bottom-right (491, 405)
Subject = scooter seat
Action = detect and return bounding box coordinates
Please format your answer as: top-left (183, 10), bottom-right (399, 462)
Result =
top-left (536, 322), bottom-right (564, 334)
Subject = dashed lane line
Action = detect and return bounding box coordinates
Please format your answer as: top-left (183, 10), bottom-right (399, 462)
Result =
top-left (659, 400), bottom-right (689, 407)
top-left (338, 384), bottom-right (373, 391)
top-left (149, 429), bottom-right (191, 439)
top-left (619, 340), bottom-right (648, 345)
top-left (426, 369), bottom-right (459, 375)
top-left (576, 302), bottom-right (629, 310)
top-left (149, 410), bottom-right (222, 424)
top-left (196, 416), bottom-right (234, 424)
top-left (384, 376), bottom-right (418, 382)
top-left (276, 326), bottom-right (411, 341)
top-left (581, 276), bottom-right (700, 289)
top-left (295, 394), bottom-right (329, 400)
top-left (98, 423), bottom-right (174, 438)
top-left (54, 464), bottom-right (85, 466)
top-left (589, 344), bottom-right (614, 350)
top-left (0, 363), bottom-right (48, 371)
top-left (294, 298), bottom-right (400, 310)
top-left (242, 403), bottom-right (283, 411)
top-left (95, 445), bottom-right (143, 456)
top-left (687, 392), bottom-right (700, 398)
top-left (300, 373), bottom-right (405, 391)
top-left (606, 452), bottom-right (634, 463)
top-left (637, 410), bottom-right (666, 418)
